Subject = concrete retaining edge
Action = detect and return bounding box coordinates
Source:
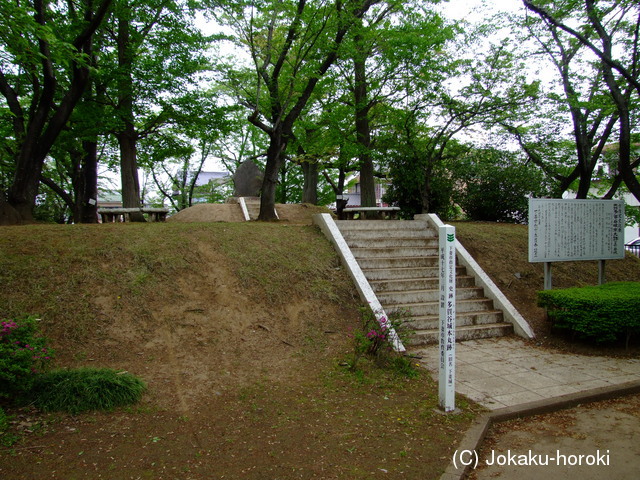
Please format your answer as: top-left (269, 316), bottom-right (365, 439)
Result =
top-left (440, 380), bottom-right (640, 480)
top-left (415, 214), bottom-right (535, 340)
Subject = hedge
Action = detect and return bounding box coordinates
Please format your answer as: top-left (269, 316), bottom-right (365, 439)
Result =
top-left (537, 282), bottom-right (640, 345)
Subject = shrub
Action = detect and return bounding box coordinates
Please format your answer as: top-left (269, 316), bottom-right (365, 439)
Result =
top-left (349, 308), bottom-right (415, 375)
top-left (537, 282), bottom-right (640, 345)
top-left (30, 368), bottom-right (146, 414)
top-left (0, 316), bottom-right (54, 397)
top-left (453, 148), bottom-right (549, 224)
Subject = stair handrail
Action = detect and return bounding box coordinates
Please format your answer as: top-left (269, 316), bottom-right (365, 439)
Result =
top-left (238, 197), bottom-right (251, 221)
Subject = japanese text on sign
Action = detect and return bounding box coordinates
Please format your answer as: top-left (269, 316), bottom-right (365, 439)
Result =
top-left (528, 199), bottom-right (625, 263)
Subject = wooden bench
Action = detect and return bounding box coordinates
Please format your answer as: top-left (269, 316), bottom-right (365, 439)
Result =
top-left (98, 207), bottom-right (169, 223)
top-left (342, 207), bottom-right (400, 220)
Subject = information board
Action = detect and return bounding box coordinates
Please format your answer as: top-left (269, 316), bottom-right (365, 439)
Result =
top-left (528, 199), bottom-right (625, 263)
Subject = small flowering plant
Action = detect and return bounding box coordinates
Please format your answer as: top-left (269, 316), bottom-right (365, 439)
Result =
top-left (0, 315), bottom-right (54, 397)
top-left (349, 307), bottom-right (411, 372)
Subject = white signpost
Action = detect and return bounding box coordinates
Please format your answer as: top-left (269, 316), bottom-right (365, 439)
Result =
top-left (439, 224), bottom-right (456, 412)
top-left (528, 198), bottom-right (625, 289)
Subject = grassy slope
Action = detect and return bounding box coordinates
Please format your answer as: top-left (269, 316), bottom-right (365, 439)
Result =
top-left (0, 223), bottom-right (479, 480)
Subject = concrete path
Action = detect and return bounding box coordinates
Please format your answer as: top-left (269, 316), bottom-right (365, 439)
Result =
top-left (412, 337), bottom-right (640, 410)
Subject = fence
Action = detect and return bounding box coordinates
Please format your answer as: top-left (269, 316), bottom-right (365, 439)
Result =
top-left (626, 244), bottom-right (640, 257)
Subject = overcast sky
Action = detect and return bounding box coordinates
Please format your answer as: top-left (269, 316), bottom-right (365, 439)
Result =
top-left (437, 0), bottom-right (524, 21)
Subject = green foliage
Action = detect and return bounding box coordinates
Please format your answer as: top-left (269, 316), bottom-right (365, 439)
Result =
top-left (454, 149), bottom-right (549, 223)
top-left (537, 282), bottom-right (640, 344)
top-left (349, 308), bottom-right (416, 377)
top-left (0, 316), bottom-right (54, 397)
top-left (30, 368), bottom-right (146, 414)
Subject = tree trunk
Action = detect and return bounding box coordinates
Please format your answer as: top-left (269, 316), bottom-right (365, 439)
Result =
top-left (118, 130), bottom-right (145, 221)
top-left (79, 139), bottom-right (99, 223)
top-left (8, 143), bottom-right (45, 221)
top-left (301, 161), bottom-right (318, 205)
top-left (278, 162), bottom-right (288, 204)
top-left (354, 38), bottom-right (376, 208)
top-left (259, 136), bottom-right (285, 221)
top-left (116, 4), bottom-right (145, 222)
top-left (421, 161), bottom-right (433, 213)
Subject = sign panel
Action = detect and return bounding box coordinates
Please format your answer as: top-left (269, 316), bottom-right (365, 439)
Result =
top-left (528, 199), bottom-right (625, 263)
top-left (439, 224), bottom-right (456, 413)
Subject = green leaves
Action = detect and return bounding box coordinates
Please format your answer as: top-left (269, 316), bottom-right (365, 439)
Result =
top-left (538, 282), bottom-right (640, 344)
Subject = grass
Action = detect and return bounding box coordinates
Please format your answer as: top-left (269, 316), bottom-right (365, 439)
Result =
top-left (0, 223), bottom-right (353, 344)
top-left (29, 368), bottom-right (146, 414)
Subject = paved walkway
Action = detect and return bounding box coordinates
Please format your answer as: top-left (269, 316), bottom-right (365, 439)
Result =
top-left (412, 337), bottom-right (640, 410)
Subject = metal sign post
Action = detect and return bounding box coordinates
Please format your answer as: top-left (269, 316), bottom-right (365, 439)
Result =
top-left (439, 224), bottom-right (456, 412)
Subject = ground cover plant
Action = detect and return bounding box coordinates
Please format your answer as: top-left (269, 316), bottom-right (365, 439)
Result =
top-left (29, 368), bottom-right (146, 414)
top-left (537, 282), bottom-right (640, 346)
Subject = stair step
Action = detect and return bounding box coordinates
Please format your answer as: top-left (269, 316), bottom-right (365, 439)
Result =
top-left (344, 237), bottom-right (439, 248)
top-left (404, 310), bottom-right (504, 330)
top-left (351, 246), bottom-right (439, 259)
top-left (337, 220), bottom-right (432, 233)
top-left (363, 266), bottom-right (467, 281)
top-left (377, 287), bottom-right (485, 305)
top-left (357, 256), bottom-right (438, 269)
top-left (370, 275), bottom-right (476, 292)
top-left (387, 298), bottom-right (495, 317)
top-left (408, 323), bottom-right (514, 345)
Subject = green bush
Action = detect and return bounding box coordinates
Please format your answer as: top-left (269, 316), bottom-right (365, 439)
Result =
top-left (30, 368), bottom-right (146, 414)
top-left (349, 307), bottom-right (416, 376)
top-left (0, 316), bottom-right (54, 397)
top-left (537, 282), bottom-right (640, 344)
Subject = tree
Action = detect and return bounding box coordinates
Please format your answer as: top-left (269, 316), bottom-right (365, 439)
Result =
top-left (522, 0), bottom-right (640, 202)
top-left (453, 148), bottom-right (550, 223)
top-left (0, 0), bottom-right (113, 222)
top-left (381, 27), bottom-right (541, 216)
top-left (97, 0), bottom-right (212, 220)
top-left (145, 91), bottom-right (237, 210)
top-left (215, 0), bottom-right (383, 220)
top-left (505, 0), bottom-right (623, 199)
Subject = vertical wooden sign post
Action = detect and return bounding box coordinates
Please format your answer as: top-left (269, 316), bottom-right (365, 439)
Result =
top-left (439, 224), bottom-right (456, 412)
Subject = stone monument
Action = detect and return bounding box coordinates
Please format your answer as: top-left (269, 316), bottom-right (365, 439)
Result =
top-left (233, 160), bottom-right (264, 197)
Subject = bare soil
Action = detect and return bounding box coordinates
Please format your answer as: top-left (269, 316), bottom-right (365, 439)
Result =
top-left (470, 393), bottom-right (640, 480)
top-left (167, 202), bottom-right (333, 224)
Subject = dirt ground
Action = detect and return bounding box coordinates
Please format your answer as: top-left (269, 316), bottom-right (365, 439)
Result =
top-left (470, 393), bottom-right (640, 479)
top-left (167, 202), bottom-right (332, 224)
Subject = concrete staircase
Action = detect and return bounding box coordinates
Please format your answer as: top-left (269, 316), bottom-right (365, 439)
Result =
top-left (227, 197), bottom-right (278, 221)
top-left (242, 197), bottom-right (261, 220)
top-left (336, 220), bottom-right (513, 346)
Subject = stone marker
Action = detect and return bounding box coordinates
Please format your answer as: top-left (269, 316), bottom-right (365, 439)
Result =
top-left (233, 161), bottom-right (264, 197)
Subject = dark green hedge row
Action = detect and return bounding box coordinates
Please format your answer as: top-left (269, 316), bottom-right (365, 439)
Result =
top-left (537, 282), bottom-right (640, 344)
